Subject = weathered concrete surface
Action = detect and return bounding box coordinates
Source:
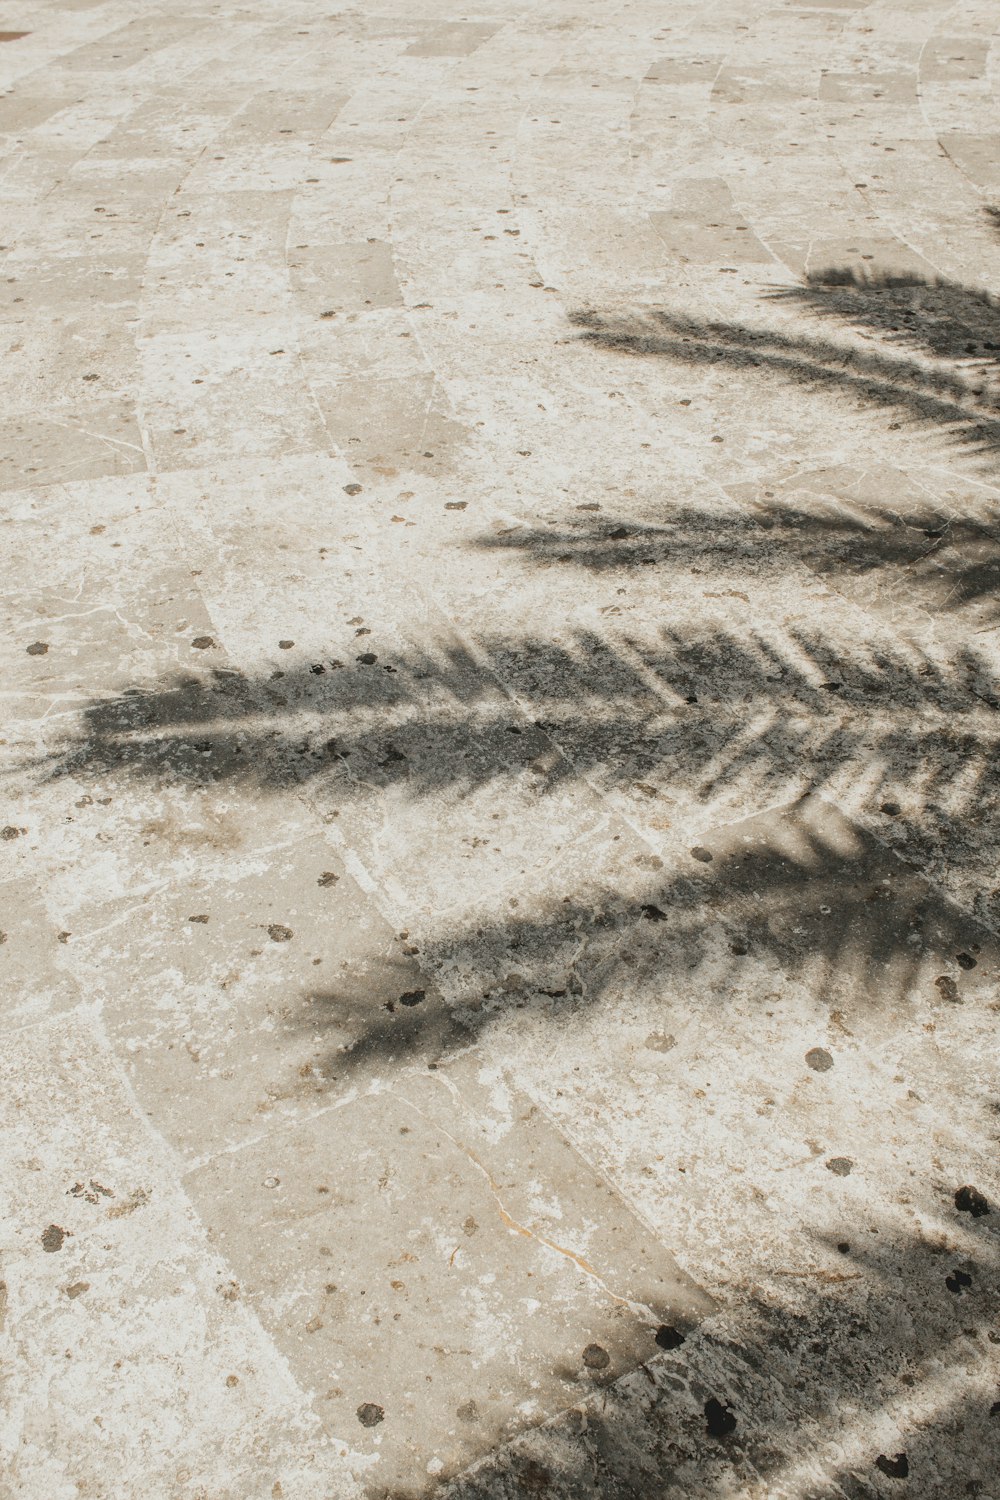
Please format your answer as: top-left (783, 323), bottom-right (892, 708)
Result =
top-left (1, 1), bottom-right (999, 1496)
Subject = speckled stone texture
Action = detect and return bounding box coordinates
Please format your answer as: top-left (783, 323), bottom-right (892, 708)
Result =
top-left (2, 2), bottom-right (999, 1497)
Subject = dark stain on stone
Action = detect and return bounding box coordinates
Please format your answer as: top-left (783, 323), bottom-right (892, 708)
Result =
top-left (875, 1453), bottom-right (909, 1479)
top-left (267, 924), bottom-right (293, 942)
top-left (956, 951), bottom-right (977, 970)
top-left (690, 846), bottom-right (713, 863)
top-left (445, 501), bottom-right (468, 510)
top-left (837, 1241), bottom-right (851, 1253)
top-left (935, 974), bottom-right (960, 1002)
top-left (826, 1157), bottom-right (853, 1176)
top-left (641, 903), bottom-right (667, 921)
top-left (0, 32), bottom-right (31, 42)
top-left (278, 640), bottom-right (294, 649)
top-left (1, 826), bottom-right (22, 840)
top-left (344, 483), bottom-right (363, 496)
top-left (357, 652), bottom-right (378, 665)
top-left (729, 939), bottom-right (748, 955)
top-left (521, 1461), bottom-right (551, 1493)
top-left (41, 1224), bottom-right (66, 1252)
top-left (356, 1402), bottom-right (384, 1427)
top-left (880, 801), bottom-right (901, 815)
top-left (704, 1397), bottom-right (737, 1437)
top-left (456, 1399), bottom-right (479, 1422)
top-left (955, 1184), bottom-right (990, 1217)
top-left (582, 1342), bottom-right (610, 1369)
top-left (945, 1267), bottom-right (973, 1294)
top-left (805, 1047), bottom-right (833, 1072)
top-left (26, 641), bottom-right (49, 655)
top-left (191, 636), bottom-right (215, 650)
top-left (398, 990), bottom-right (425, 1007)
top-left (188, 914), bottom-right (209, 923)
top-left (65, 1281), bottom-right (90, 1298)
top-left (318, 871), bottom-right (339, 887)
top-left (645, 1032), bottom-right (676, 1053)
top-left (654, 1324), bottom-right (686, 1350)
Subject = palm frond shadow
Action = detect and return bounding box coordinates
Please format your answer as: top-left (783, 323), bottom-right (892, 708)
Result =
top-left (473, 501), bottom-right (1000, 626)
top-left (300, 790), bottom-right (997, 1087)
top-left (31, 627), bottom-right (999, 814)
top-left (772, 265), bottom-right (1000, 369)
top-left (443, 1208), bottom-right (1000, 1500)
top-left (569, 263), bottom-right (1000, 462)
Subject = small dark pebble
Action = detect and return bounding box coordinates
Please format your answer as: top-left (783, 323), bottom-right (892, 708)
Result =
top-left (805, 1047), bottom-right (833, 1073)
top-left (935, 975), bottom-right (960, 1003)
top-left (582, 1343), bottom-right (610, 1370)
top-left (945, 1268), bottom-right (973, 1295)
top-left (41, 1224), bottom-right (66, 1253)
top-left (641, 903), bottom-right (667, 922)
top-left (191, 636), bottom-right (215, 650)
top-left (1, 826), bottom-right (21, 840)
top-left (826, 1157), bottom-right (853, 1177)
top-left (704, 1397), bottom-right (736, 1437)
top-left (955, 1184), bottom-right (990, 1218)
top-left (445, 501), bottom-right (467, 511)
top-left (26, 641), bottom-right (49, 655)
top-left (310, 663), bottom-right (326, 675)
top-left (956, 951), bottom-right (977, 970)
top-left (344, 483), bottom-right (363, 496)
top-left (875, 1453), bottom-right (909, 1480)
top-left (837, 1242), bottom-right (850, 1254)
top-left (278, 640), bottom-right (294, 650)
top-left (880, 801), bottom-right (901, 816)
top-left (317, 871), bottom-right (339, 887)
top-left (267, 924), bottom-right (293, 943)
top-left (357, 652), bottom-right (378, 665)
top-left (356, 1402), bottom-right (384, 1427)
top-left (655, 1325), bottom-right (686, 1350)
top-left (398, 990), bottom-right (425, 1007)
top-left (690, 846), bottom-right (713, 863)
top-left (188, 914), bottom-right (209, 924)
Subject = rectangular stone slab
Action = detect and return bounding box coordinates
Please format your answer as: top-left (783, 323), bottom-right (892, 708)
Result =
top-left (186, 1060), bottom-right (712, 1497)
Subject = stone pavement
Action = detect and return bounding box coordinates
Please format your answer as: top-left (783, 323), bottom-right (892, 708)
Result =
top-left (2, 1), bottom-right (999, 1496)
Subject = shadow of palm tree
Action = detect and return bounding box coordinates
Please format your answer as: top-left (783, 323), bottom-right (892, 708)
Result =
top-left (771, 265), bottom-right (1000, 370)
top-left (29, 628), bottom-right (999, 809)
top-left (472, 502), bottom-right (1000, 627)
top-left (442, 1205), bottom-right (999, 1500)
top-left (568, 273), bottom-right (1000, 462)
top-left (298, 788), bottom-right (996, 1086)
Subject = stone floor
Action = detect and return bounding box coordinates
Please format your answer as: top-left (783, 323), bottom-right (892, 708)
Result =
top-left (2, 1), bottom-right (999, 1496)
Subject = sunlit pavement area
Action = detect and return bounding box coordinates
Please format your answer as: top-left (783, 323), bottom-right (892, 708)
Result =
top-left (2, 1), bottom-right (1000, 1495)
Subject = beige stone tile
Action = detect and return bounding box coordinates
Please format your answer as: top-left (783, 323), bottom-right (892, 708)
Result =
top-left (0, 1010), bottom-right (352, 1498)
top-left (185, 1060), bottom-right (710, 1494)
